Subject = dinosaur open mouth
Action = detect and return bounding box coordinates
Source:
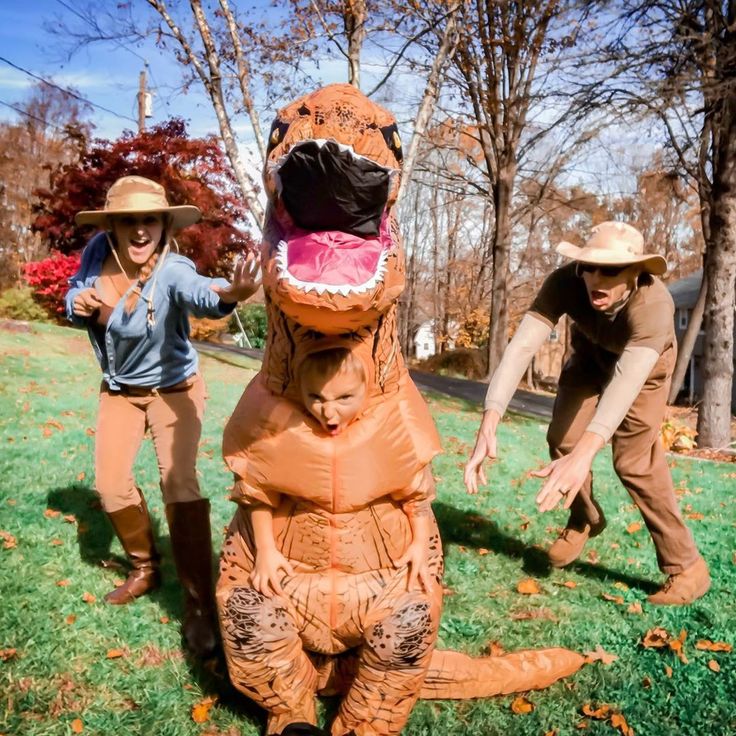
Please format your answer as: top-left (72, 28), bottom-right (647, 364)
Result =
top-left (273, 139), bottom-right (395, 295)
top-left (275, 220), bottom-right (389, 296)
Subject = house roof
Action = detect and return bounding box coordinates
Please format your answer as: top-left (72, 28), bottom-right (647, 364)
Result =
top-left (667, 269), bottom-right (702, 308)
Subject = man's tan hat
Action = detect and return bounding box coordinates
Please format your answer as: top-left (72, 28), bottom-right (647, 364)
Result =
top-left (75, 175), bottom-right (201, 229)
top-left (556, 221), bottom-right (667, 275)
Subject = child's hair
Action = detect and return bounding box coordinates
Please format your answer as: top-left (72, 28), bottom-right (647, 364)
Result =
top-left (299, 347), bottom-right (365, 383)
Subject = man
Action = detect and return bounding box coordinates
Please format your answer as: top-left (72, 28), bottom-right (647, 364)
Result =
top-left (465, 221), bottom-right (710, 605)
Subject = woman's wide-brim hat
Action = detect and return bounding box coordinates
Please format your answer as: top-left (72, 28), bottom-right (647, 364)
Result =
top-left (75, 175), bottom-right (201, 229)
top-left (556, 221), bottom-right (667, 276)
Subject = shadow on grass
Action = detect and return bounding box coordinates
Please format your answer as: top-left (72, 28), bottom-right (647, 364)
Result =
top-left (433, 501), bottom-right (658, 592)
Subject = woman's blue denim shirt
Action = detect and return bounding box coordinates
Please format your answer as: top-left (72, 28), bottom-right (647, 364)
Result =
top-left (65, 232), bottom-right (235, 390)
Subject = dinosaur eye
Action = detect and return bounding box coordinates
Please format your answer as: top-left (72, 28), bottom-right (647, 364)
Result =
top-left (380, 123), bottom-right (403, 162)
top-left (266, 120), bottom-right (290, 155)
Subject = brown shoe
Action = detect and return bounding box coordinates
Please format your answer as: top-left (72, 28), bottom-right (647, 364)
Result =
top-left (104, 500), bottom-right (161, 605)
top-left (548, 517), bottom-right (606, 568)
top-left (166, 499), bottom-right (219, 658)
top-left (647, 557), bottom-right (711, 605)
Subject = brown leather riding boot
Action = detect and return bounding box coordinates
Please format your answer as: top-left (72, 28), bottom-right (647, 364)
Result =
top-left (104, 500), bottom-right (161, 605)
top-left (165, 499), bottom-right (219, 658)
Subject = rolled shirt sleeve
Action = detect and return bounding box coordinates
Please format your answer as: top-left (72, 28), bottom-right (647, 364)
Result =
top-left (167, 256), bottom-right (237, 318)
top-left (586, 345), bottom-right (661, 441)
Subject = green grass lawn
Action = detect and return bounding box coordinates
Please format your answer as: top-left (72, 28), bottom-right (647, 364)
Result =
top-left (1, 322), bottom-right (734, 736)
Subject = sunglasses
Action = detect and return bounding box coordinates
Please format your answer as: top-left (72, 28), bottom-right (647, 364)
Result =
top-left (578, 263), bottom-right (628, 278)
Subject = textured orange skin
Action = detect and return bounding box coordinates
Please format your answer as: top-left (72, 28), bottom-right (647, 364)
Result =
top-left (218, 84), bottom-right (585, 736)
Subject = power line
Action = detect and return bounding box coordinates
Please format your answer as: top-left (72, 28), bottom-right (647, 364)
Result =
top-left (0, 55), bottom-right (137, 124)
top-left (0, 98), bottom-right (69, 135)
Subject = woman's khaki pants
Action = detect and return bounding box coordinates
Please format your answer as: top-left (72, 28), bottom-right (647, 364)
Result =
top-left (94, 374), bottom-right (206, 512)
top-left (547, 345), bottom-right (700, 575)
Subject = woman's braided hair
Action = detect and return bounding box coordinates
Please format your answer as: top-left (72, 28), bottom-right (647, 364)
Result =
top-left (123, 249), bottom-right (161, 314)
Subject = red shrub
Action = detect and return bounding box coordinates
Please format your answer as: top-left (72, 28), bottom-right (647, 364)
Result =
top-left (23, 251), bottom-right (81, 321)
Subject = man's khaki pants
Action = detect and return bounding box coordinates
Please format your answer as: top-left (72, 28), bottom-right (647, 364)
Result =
top-left (547, 344), bottom-right (700, 574)
top-left (95, 374), bottom-right (206, 512)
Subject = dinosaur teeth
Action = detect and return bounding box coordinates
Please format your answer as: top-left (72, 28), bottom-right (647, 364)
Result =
top-left (275, 240), bottom-right (388, 297)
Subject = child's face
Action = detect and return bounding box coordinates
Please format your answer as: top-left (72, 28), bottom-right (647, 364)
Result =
top-left (300, 365), bottom-right (366, 436)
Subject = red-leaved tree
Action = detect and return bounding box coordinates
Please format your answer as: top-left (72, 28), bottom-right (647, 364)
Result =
top-left (32, 118), bottom-right (255, 275)
top-left (23, 251), bottom-right (82, 321)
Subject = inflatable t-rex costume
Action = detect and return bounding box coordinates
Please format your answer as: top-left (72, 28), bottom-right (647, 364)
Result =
top-left (218, 84), bottom-right (584, 736)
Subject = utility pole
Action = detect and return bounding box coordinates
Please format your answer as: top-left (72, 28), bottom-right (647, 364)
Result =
top-left (137, 67), bottom-right (152, 134)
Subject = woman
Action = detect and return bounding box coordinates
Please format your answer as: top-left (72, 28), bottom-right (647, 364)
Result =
top-left (465, 221), bottom-right (709, 606)
top-left (65, 175), bottom-right (260, 656)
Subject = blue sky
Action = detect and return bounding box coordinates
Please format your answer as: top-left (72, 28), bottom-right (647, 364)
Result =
top-left (0, 0), bottom-right (351, 144)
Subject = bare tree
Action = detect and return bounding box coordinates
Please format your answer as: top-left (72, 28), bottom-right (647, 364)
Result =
top-left (596, 0), bottom-right (736, 447)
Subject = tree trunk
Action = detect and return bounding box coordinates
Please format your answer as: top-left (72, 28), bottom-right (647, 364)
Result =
top-left (486, 171), bottom-right (513, 378)
top-left (343, 0), bottom-right (367, 88)
top-left (397, 5), bottom-right (459, 202)
top-left (668, 270), bottom-right (708, 404)
top-left (697, 95), bottom-right (736, 448)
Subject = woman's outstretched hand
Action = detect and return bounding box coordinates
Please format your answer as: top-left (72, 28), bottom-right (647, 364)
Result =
top-left (212, 250), bottom-right (261, 304)
top-left (463, 410), bottom-right (500, 494)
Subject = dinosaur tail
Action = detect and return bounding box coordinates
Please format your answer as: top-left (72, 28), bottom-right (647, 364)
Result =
top-left (419, 648), bottom-right (586, 699)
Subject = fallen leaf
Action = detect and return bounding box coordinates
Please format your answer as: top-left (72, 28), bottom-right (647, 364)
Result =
top-left (82, 592), bottom-right (96, 604)
top-left (76, 472), bottom-right (86, 482)
top-left (478, 548), bottom-right (489, 556)
top-left (44, 509), bottom-right (61, 519)
top-left (56, 579), bottom-right (70, 587)
top-left (0, 648), bottom-right (18, 661)
top-left (106, 649), bottom-right (125, 659)
top-left (695, 640), bottom-right (732, 653)
top-left (627, 602), bottom-right (643, 615)
top-left (85, 427), bottom-right (95, 436)
top-left (485, 640), bottom-right (506, 657)
top-left (686, 512), bottom-right (704, 520)
top-left (642, 627), bottom-right (670, 649)
top-left (544, 731), bottom-right (557, 736)
top-left (626, 522), bottom-right (641, 534)
top-left (65, 614), bottom-right (76, 625)
top-left (610, 712), bottom-right (633, 735)
top-left (0, 531), bottom-right (17, 550)
top-left (708, 659), bottom-right (721, 673)
top-left (669, 629), bottom-right (688, 663)
top-left (641, 676), bottom-right (652, 688)
top-left (50, 539), bottom-right (63, 546)
top-left (582, 703), bottom-right (612, 719)
top-left (510, 695), bottom-right (534, 714)
top-left (584, 645), bottom-right (618, 666)
top-left (71, 718), bottom-right (83, 733)
top-left (160, 616), bottom-right (170, 624)
top-left (664, 665), bottom-right (673, 677)
top-left (613, 581), bottom-right (629, 591)
top-left (441, 586), bottom-right (456, 596)
top-left (601, 592), bottom-right (625, 605)
top-left (586, 549), bottom-right (600, 564)
top-left (563, 580), bottom-right (577, 589)
top-left (191, 695), bottom-right (218, 723)
top-left (63, 515), bottom-right (76, 524)
top-left (516, 578), bottom-right (541, 595)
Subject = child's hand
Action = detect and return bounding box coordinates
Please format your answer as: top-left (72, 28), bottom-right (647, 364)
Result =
top-left (396, 541), bottom-right (433, 593)
top-left (250, 547), bottom-right (294, 597)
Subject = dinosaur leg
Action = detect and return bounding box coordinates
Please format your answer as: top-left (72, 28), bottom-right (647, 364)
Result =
top-left (419, 648), bottom-right (586, 699)
top-left (218, 586), bottom-right (319, 735)
top-left (331, 590), bottom-right (440, 736)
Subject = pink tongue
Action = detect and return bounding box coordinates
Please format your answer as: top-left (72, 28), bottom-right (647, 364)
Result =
top-left (287, 229), bottom-right (384, 286)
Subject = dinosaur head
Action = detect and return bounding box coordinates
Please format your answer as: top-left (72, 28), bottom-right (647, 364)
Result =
top-left (261, 84), bottom-right (405, 334)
